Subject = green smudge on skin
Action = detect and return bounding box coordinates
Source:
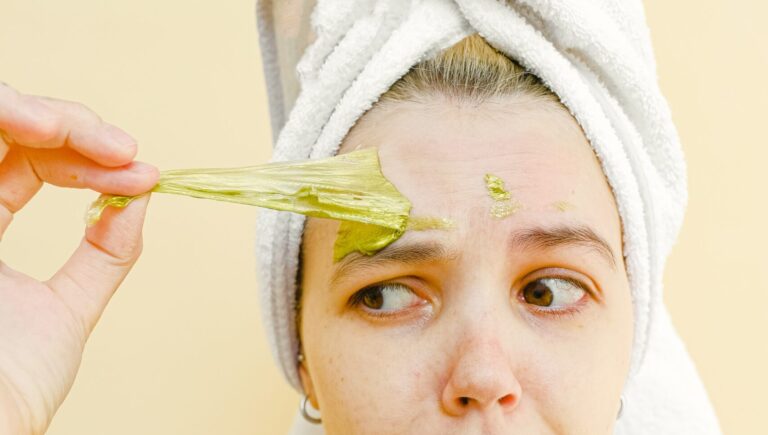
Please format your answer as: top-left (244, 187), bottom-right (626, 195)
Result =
top-left (553, 201), bottom-right (575, 212)
top-left (333, 216), bottom-right (455, 262)
top-left (333, 216), bottom-right (454, 262)
top-left (407, 216), bottom-right (454, 231)
top-left (484, 173), bottom-right (521, 218)
top-left (333, 221), bottom-right (402, 261)
top-left (485, 173), bottom-right (511, 201)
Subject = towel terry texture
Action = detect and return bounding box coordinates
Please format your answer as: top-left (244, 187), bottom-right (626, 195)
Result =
top-left (253, 1), bottom-right (722, 433)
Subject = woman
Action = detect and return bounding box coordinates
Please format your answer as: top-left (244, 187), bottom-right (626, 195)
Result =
top-left (293, 34), bottom-right (634, 433)
top-left (0, 0), bottom-right (720, 434)
top-left (256, 1), bottom-right (721, 433)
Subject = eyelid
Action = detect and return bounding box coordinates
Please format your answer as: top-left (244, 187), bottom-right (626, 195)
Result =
top-left (347, 280), bottom-right (420, 306)
top-left (517, 267), bottom-right (601, 302)
top-left (515, 276), bottom-right (590, 318)
top-left (347, 278), bottom-right (435, 321)
top-left (346, 281), bottom-right (411, 309)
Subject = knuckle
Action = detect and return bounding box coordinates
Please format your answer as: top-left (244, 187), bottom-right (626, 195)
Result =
top-left (12, 95), bottom-right (63, 142)
top-left (43, 97), bottom-right (103, 127)
top-left (31, 106), bottom-right (63, 141)
top-left (69, 101), bottom-right (102, 124)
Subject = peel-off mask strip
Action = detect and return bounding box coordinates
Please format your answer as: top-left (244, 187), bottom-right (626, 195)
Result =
top-left (86, 148), bottom-right (449, 261)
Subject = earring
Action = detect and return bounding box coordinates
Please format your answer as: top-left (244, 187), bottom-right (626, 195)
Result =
top-left (300, 394), bottom-right (322, 424)
top-left (616, 395), bottom-right (625, 420)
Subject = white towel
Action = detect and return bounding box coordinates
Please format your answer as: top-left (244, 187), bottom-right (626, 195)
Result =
top-left (254, 1), bottom-right (722, 433)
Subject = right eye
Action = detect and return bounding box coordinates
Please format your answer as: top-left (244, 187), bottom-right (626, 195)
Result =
top-left (348, 282), bottom-right (426, 317)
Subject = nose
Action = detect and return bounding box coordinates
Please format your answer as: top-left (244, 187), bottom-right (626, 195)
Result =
top-left (440, 337), bottom-right (522, 416)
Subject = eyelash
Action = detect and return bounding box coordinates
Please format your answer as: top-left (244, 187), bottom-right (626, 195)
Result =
top-left (518, 276), bottom-right (592, 319)
top-left (346, 281), bottom-right (431, 320)
top-left (347, 274), bottom-right (594, 320)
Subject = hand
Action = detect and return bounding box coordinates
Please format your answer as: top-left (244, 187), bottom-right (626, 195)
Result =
top-left (0, 83), bottom-right (159, 434)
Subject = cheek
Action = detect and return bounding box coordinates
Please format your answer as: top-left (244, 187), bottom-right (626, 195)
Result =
top-left (300, 276), bottom-right (633, 433)
top-left (302, 306), bottom-right (436, 431)
top-left (523, 282), bottom-right (632, 429)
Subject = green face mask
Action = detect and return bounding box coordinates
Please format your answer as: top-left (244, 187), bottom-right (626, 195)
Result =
top-left (87, 148), bottom-right (413, 261)
top-left (484, 173), bottom-right (521, 218)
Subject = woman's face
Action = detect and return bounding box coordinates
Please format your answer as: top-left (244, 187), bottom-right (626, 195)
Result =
top-left (298, 97), bottom-right (634, 435)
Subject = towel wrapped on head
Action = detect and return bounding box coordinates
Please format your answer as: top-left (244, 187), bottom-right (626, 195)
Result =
top-left (254, 1), bottom-right (722, 433)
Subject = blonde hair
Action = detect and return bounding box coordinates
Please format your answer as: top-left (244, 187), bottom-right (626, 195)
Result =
top-left (379, 34), bottom-right (561, 106)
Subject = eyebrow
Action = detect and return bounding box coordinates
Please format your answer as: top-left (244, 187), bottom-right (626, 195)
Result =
top-left (509, 225), bottom-right (618, 269)
top-left (329, 224), bottom-right (618, 286)
top-left (330, 241), bottom-right (457, 287)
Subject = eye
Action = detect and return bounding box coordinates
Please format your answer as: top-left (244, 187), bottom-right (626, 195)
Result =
top-left (348, 282), bottom-right (426, 316)
top-left (521, 277), bottom-right (586, 309)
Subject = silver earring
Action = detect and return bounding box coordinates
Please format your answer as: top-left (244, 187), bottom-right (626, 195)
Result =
top-left (616, 395), bottom-right (625, 420)
top-left (300, 394), bottom-right (322, 424)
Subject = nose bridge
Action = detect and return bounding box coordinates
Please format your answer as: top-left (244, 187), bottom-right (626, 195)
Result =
top-left (453, 306), bottom-right (512, 381)
top-left (440, 293), bottom-right (523, 416)
top-left (448, 266), bottom-right (516, 367)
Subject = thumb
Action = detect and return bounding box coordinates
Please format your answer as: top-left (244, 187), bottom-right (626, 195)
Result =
top-left (48, 193), bottom-right (150, 334)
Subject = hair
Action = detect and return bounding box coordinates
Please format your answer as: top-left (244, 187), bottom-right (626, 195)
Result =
top-left (379, 33), bottom-right (561, 106)
top-left (296, 33), bottom-right (564, 341)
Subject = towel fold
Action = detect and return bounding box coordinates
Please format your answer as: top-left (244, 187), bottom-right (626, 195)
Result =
top-left (254, 1), bottom-right (722, 433)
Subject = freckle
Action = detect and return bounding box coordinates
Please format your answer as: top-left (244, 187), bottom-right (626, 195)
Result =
top-left (70, 174), bottom-right (78, 181)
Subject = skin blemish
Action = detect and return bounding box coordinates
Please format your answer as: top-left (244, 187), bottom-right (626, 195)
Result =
top-left (484, 173), bottom-right (521, 218)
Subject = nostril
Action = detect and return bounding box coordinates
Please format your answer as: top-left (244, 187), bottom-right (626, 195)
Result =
top-left (498, 394), bottom-right (516, 407)
top-left (459, 397), bottom-right (470, 406)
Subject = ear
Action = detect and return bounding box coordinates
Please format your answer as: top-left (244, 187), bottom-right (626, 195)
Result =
top-left (298, 355), bottom-right (320, 410)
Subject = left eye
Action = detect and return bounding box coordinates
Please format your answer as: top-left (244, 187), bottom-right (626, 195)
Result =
top-left (349, 283), bottom-right (424, 315)
top-left (521, 277), bottom-right (586, 308)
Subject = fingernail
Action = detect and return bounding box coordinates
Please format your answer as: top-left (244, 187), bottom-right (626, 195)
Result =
top-left (103, 124), bottom-right (137, 149)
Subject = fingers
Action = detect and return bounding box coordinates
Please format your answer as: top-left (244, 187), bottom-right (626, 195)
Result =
top-left (0, 146), bottom-right (158, 241)
top-left (23, 146), bottom-right (159, 196)
top-left (47, 194), bottom-right (150, 333)
top-left (0, 146), bottom-right (42, 240)
top-left (0, 83), bottom-right (136, 167)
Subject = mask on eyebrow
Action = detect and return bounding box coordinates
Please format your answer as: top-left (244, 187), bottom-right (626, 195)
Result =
top-left (86, 148), bottom-right (414, 260)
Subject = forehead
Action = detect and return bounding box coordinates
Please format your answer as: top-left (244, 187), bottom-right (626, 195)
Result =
top-left (339, 99), bottom-right (619, 237)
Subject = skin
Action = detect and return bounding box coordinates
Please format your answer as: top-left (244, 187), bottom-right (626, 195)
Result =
top-left (298, 96), bottom-right (634, 434)
top-left (0, 83), bottom-right (158, 434)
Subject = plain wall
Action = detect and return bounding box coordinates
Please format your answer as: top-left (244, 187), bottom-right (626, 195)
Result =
top-left (0, 1), bottom-right (764, 433)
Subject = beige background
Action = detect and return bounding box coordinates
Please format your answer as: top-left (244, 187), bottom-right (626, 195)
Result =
top-left (0, 1), bottom-right (764, 434)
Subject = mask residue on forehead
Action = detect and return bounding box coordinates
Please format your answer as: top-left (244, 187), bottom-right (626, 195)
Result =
top-left (333, 215), bottom-right (454, 262)
top-left (553, 201), bottom-right (575, 212)
top-left (484, 173), bottom-right (521, 218)
top-left (407, 216), bottom-right (454, 231)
